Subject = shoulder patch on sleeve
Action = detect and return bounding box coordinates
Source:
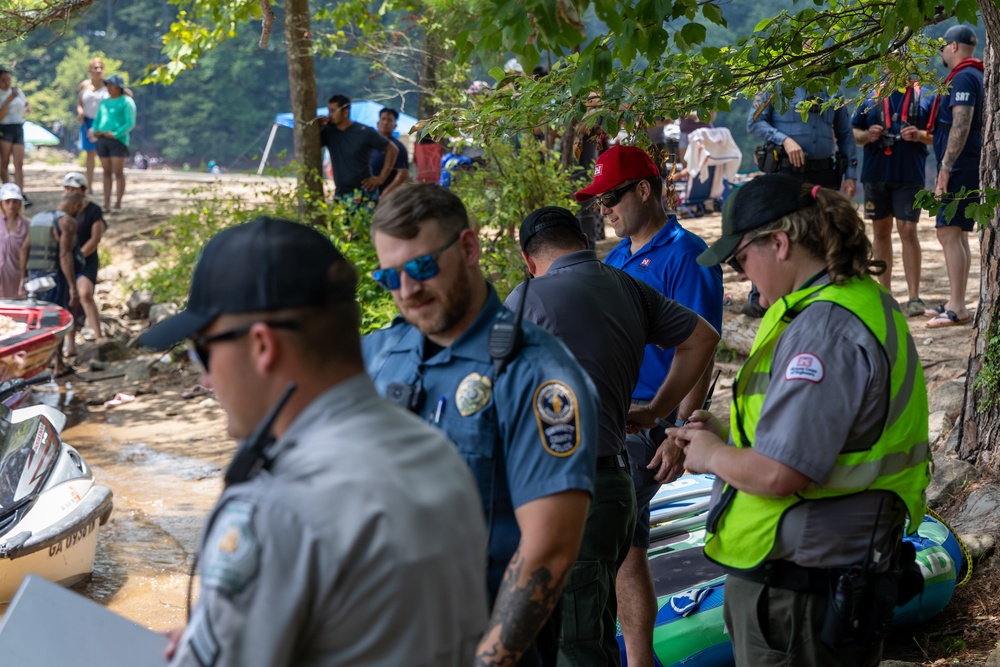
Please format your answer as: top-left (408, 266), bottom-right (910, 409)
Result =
top-left (785, 353), bottom-right (825, 383)
top-left (533, 380), bottom-right (580, 457)
top-left (201, 500), bottom-right (260, 596)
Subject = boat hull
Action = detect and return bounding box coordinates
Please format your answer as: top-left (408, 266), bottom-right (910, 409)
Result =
top-left (0, 484), bottom-right (113, 603)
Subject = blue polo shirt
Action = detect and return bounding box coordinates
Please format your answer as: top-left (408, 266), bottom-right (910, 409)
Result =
top-left (851, 87), bottom-right (930, 185)
top-left (931, 66), bottom-right (984, 170)
top-left (362, 285), bottom-right (598, 600)
top-left (604, 217), bottom-right (723, 401)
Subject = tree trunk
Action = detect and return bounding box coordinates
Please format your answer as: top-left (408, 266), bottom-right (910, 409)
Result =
top-left (284, 0), bottom-right (324, 217)
top-left (958, 1), bottom-right (1000, 465)
top-left (418, 29), bottom-right (441, 120)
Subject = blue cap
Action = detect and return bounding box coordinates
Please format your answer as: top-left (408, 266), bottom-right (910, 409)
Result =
top-left (943, 25), bottom-right (976, 46)
top-left (104, 74), bottom-right (126, 90)
top-left (138, 217), bottom-right (355, 349)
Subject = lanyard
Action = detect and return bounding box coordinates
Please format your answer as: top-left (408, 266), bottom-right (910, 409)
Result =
top-left (881, 84), bottom-right (914, 156)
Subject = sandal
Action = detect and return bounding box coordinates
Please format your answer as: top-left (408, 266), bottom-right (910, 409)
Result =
top-left (182, 384), bottom-right (211, 399)
top-left (902, 297), bottom-right (926, 318)
top-left (925, 310), bottom-right (971, 328)
top-left (924, 303), bottom-right (947, 317)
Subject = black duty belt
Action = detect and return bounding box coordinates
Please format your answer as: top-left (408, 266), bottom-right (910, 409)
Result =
top-left (727, 559), bottom-right (832, 596)
top-left (779, 157), bottom-right (835, 173)
top-left (596, 453), bottom-right (628, 471)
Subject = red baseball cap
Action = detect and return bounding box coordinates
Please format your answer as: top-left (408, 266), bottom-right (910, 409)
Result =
top-left (574, 145), bottom-right (659, 202)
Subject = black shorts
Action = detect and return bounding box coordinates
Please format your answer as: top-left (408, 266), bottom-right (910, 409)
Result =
top-left (78, 253), bottom-right (99, 284)
top-left (97, 136), bottom-right (129, 159)
top-left (0, 123), bottom-right (24, 145)
top-left (863, 181), bottom-right (922, 222)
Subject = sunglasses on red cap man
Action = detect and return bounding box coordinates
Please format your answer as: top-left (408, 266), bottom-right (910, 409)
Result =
top-left (574, 145), bottom-right (660, 203)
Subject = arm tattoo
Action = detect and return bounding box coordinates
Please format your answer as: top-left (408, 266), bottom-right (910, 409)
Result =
top-left (944, 105), bottom-right (973, 166)
top-left (474, 550), bottom-right (568, 667)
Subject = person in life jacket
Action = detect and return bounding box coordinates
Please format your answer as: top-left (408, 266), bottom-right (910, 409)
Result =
top-left (21, 192), bottom-right (85, 312)
top-left (664, 174), bottom-right (930, 667)
top-left (924, 24), bottom-right (984, 329)
top-left (851, 69), bottom-right (931, 319)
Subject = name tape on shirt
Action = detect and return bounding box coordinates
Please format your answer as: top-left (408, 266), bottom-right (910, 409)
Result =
top-left (533, 380), bottom-right (580, 457)
top-left (785, 353), bottom-right (825, 383)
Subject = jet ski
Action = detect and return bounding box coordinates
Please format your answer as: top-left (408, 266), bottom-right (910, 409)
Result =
top-left (0, 375), bottom-right (113, 602)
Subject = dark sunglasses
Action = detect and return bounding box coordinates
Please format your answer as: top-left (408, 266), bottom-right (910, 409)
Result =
top-left (189, 320), bottom-right (301, 372)
top-left (372, 229), bottom-right (464, 291)
top-left (597, 180), bottom-right (641, 208)
top-left (725, 237), bottom-right (763, 274)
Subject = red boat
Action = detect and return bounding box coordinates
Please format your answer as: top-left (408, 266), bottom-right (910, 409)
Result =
top-left (0, 301), bottom-right (73, 384)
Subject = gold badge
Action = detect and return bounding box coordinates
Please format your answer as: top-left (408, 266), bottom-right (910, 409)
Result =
top-left (219, 526), bottom-right (240, 553)
top-left (456, 373), bottom-right (492, 416)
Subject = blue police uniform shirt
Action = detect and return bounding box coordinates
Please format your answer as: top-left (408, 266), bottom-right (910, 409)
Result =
top-left (932, 67), bottom-right (984, 169)
top-left (747, 87), bottom-right (859, 180)
top-left (851, 87), bottom-right (930, 185)
top-left (362, 284), bottom-right (598, 600)
top-left (604, 217), bottom-right (723, 402)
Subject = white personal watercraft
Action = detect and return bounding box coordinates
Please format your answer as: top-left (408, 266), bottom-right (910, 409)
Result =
top-left (0, 376), bottom-right (113, 602)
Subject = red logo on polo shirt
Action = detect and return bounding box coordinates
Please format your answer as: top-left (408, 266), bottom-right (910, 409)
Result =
top-left (640, 258), bottom-right (651, 267)
top-left (785, 353), bottom-right (824, 383)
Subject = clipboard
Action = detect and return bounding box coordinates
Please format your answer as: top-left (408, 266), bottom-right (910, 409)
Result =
top-left (0, 575), bottom-right (168, 666)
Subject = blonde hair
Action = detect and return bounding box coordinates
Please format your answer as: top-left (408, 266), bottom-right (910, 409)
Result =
top-left (89, 57), bottom-right (104, 69)
top-left (751, 185), bottom-right (885, 284)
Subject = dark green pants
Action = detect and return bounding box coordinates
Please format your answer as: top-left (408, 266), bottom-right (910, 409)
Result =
top-left (557, 465), bottom-right (636, 667)
top-left (724, 575), bottom-right (883, 667)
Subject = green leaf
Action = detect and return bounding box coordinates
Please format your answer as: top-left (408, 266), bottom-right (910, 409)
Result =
top-left (753, 17), bottom-right (773, 32)
top-left (680, 22), bottom-right (707, 47)
top-left (488, 67), bottom-right (505, 80)
top-left (702, 3), bottom-right (726, 27)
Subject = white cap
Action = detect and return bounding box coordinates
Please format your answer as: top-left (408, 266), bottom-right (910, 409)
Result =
top-left (63, 172), bottom-right (87, 189)
top-left (0, 183), bottom-right (23, 201)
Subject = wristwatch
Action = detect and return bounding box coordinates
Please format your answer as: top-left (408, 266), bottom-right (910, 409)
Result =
top-left (941, 161), bottom-right (954, 172)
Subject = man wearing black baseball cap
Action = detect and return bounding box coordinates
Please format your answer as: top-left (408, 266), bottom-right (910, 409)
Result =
top-left (574, 145), bottom-right (723, 666)
top-left (924, 23), bottom-right (983, 328)
top-left (508, 206), bottom-right (719, 666)
top-left (144, 216), bottom-right (489, 667)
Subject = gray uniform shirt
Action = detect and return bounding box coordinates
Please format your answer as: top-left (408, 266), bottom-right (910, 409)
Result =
top-left (506, 250), bottom-right (699, 458)
top-left (320, 122), bottom-right (390, 194)
top-left (712, 278), bottom-right (902, 569)
top-left (171, 375), bottom-right (488, 667)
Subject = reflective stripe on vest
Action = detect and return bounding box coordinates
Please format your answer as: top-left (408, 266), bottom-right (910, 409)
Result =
top-left (26, 211), bottom-right (61, 273)
top-left (703, 276), bottom-right (930, 571)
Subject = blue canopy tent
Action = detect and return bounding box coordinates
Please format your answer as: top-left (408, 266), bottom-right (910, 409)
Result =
top-left (257, 101), bottom-right (418, 174)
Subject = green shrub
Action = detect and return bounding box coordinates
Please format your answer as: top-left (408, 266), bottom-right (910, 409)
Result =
top-left (137, 146), bottom-right (578, 333)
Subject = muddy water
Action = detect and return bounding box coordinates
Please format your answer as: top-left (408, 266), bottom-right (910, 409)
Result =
top-left (1, 384), bottom-right (229, 632)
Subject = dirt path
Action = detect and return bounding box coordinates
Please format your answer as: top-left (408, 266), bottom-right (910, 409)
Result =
top-left (13, 159), bottom-right (985, 662)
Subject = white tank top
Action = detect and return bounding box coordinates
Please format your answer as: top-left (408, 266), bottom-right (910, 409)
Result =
top-left (0, 88), bottom-right (27, 125)
top-left (80, 84), bottom-right (108, 120)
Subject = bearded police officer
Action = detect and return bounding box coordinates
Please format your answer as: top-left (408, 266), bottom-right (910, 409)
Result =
top-left (363, 183), bottom-right (599, 667)
top-left (141, 216), bottom-right (489, 667)
top-left (507, 206), bottom-right (719, 666)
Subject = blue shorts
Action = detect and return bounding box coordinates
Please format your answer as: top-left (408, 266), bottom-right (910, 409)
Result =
top-left (936, 167), bottom-right (979, 232)
top-left (79, 117), bottom-right (96, 152)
